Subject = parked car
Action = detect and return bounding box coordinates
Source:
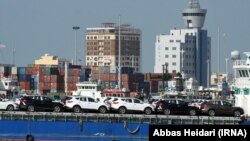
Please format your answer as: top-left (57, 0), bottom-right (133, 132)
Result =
top-left (111, 97), bottom-right (154, 115)
top-left (0, 98), bottom-right (18, 111)
top-left (201, 100), bottom-right (244, 117)
top-left (13, 93), bottom-right (29, 105)
top-left (64, 96), bottom-right (110, 113)
top-left (155, 99), bottom-right (200, 116)
top-left (188, 99), bottom-right (209, 109)
top-left (19, 95), bottom-right (64, 112)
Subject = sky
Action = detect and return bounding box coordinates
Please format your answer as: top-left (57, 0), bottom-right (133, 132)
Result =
top-left (0, 0), bottom-right (249, 74)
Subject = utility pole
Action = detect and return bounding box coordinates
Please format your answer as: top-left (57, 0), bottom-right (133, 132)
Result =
top-left (73, 26), bottom-right (80, 65)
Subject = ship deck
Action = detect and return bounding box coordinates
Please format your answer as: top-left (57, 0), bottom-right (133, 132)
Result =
top-left (0, 111), bottom-right (242, 125)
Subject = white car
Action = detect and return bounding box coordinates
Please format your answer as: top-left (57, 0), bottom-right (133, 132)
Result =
top-left (112, 97), bottom-right (154, 115)
top-left (0, 98), bottom-right (18, 111)
top-left (64, 96), bottom-right (110, 113)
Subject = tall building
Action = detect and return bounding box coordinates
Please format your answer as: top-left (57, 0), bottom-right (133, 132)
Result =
top-left (85, 23), bottom-right (141, 73)
top-left (154, 0), bottom-right (211, 87)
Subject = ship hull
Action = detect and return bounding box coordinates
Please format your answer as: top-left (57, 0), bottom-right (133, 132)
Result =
top-left (0, 120), bottom-right (148, 141)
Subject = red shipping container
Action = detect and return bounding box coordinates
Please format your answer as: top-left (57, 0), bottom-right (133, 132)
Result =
top-left (19, 82), bottom-right (30, 90)
top-left (43, 75), bottom-right (51, 83)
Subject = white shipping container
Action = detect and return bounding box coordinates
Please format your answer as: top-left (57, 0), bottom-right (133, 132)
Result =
top-left (0, 66), bottom-right (4, 73)
top-left (11, 67), bottom-right (18, 74)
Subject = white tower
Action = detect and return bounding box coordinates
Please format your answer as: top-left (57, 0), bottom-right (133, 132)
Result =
top-left (182, 0), bottom-right (207, 29)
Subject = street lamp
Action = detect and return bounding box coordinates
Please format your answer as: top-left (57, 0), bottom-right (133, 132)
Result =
top-left (162, 63), bottom-right (168, 91)
top-left (217, 27), bottom-right (220, 89)
top-left (207, 59), bottom-right (210, 89)
top-left (225, 58), bottom-right (229, 82)
top-left (12, 48), bottom-right (16, 66)
top-left (217, 27), bottom-right (226, 89)
top-left (181, 47), bottom-right (185, 78)
top-left (72, 26), bottom-right (80, 65)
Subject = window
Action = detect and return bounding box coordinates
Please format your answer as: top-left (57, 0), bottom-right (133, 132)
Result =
top-left (88, 98), bottom-right (95, 102)
top-left (165, 55), bottom-right (169, 58)
top-left (170, 40), bottom-right (174, 43)
top-left (238, 70), bottom-right (242, 77)
top-left (245, 70), bottom-right (249, 77)
top-left (172, 55), bottom-right (176, 58)
top-left (134, 99), bottom-right (141, 103)
top-left (165, 47), bottom-right (169, 50)
top-left (172, 62), bottom-right (176, 66)
top-left (126, 99), bottom-right (132, 103)
top-left (172, 47), bottom-right (176, 50)
top-left (80, 97), bottom-right (87, 101)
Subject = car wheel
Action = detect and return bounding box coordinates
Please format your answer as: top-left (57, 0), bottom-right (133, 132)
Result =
top-left (189, 109), bottom-right (196, 116)
top-left (99, 106), bottom-right (107, 113)
top-left (234, 110), bottom-right (241, 117)
top-left (6, 105), bottom-right (14, 111)
top-left (73, 106), bottom-right (81, 113)
top-left (163, 108), bottom-right (171, 115)
top-left (144, 107), bottom-right (152, 115)
top-left (28, 105), bottom-right (35, 112)
top-left (118, 107), bottom-right (126, 114)
top-left (208, 110), bottom-right (215, 116)
top-left (54, 105), bottom-right (62, 112)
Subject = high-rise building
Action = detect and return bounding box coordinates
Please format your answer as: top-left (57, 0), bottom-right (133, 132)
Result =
top-left (85, 23), bottom-right (141, 73)
top-left (154, 0), bottom-right (211, 87)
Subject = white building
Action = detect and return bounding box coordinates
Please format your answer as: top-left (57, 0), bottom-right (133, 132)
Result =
top-left (154, 0), bottom-right (211, 87)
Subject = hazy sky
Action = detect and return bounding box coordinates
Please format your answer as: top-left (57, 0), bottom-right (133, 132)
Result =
top-left (0, 0), bottom-right (249, 73)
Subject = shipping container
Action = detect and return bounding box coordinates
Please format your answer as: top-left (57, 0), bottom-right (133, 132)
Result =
top-left (19, 81), bottom-right (30, 90)
top-left (43, 75), bottom-right (51, 83)
top-left (25, 67), bottom-right (33, 75)
top-left (18, 74), bottom-right (31, 82)
top-left (17, 67), bottom-right (26, 75)
top-left (11, 67), bottom-right (17, 75)
top-left (58, 68), bottom-right (65, 76)
top-left (50, 75), bottom-right (64, 83)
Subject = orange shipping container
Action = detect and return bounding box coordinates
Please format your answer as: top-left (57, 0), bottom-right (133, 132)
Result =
top-left (31, 66), bottom-right (39, 75)
top-left (19, 81), bottom-right (30, 90)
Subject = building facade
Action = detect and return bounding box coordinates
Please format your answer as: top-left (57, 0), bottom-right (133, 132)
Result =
top-left (154, 0), bottom-right (211, 87)
top-left (85, 23), bottom-right (141, 73)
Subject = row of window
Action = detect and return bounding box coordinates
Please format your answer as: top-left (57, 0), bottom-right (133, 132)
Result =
top-left (168, 39), bottom-right (195, 43)
top-left (182, 13), bottom-right (206, 16)
top-left (165, 47), bottom-right (195, 51)
top-left (165, 54), bottom-right (195, 59)
top-left (238, 70), bottom-right (250, 78)
top-left (86, 56), bottom-right (139, 61)
top-left (86, 62), bottom-right (139, 67)
top-left (86, 35), bottom-right (140, 41)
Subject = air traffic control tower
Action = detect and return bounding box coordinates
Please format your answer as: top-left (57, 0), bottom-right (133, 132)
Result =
top-left (182, 0), bottom-right (207, 29)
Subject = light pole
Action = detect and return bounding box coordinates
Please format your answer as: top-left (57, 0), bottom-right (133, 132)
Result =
top-left (217, 27), bottom-right (220, 89)
top-left (12, 48), bottom-right (16, 66)
top-left (225, 58), bottom-right (229, 82)
top-left (207, 59), bottom-right (210, 89)
top-left (118, 15), bottom-right (121, 90)
top-left (72, 26), bottom-right (80, 65)
top-left (181, 47), bottom-right (185, 78)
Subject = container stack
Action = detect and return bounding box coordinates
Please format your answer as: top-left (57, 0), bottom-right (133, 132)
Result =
top-left (16, 64), bottom-right (90, 94)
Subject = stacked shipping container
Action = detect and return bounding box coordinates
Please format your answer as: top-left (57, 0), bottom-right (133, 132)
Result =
top-left (17, 64), bottom-right (90, 94)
